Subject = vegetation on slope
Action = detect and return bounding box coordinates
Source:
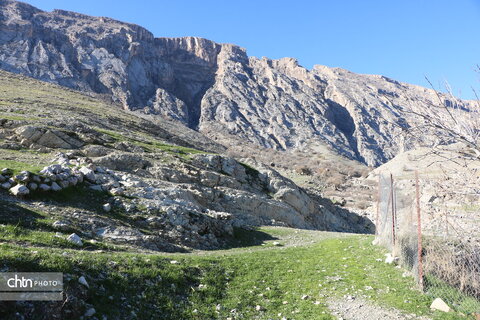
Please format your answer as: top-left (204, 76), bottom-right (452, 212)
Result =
top-left (0, 224), bottom-right (470, 319)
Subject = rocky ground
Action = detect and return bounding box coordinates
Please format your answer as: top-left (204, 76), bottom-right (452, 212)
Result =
top-left (327, 297), bottom-right (431, 320)
top-left (369, 145), bottom-right (480, 242)
top-left (0, 69), bottom-right (374, 254)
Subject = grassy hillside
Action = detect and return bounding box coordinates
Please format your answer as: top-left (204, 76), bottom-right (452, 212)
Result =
top-left (0, 227), bottom-right (467, 319)
top-left (0, 70), bottom-right (473, 319)
top-left (0, 69), bottom-right (223, 156)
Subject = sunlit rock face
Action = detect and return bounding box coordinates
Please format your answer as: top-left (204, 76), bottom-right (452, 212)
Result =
top-left (0, 0), bottom-right (471, 166)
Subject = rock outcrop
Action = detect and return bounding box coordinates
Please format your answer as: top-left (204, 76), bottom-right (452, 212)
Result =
top-left (2, 150), bottom-right (373, 251)
top-left (0, 0), bottom-right (472, 166)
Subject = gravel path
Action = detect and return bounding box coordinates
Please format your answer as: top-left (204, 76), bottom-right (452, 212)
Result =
top-left (328, 297), bottom-right (430, 320)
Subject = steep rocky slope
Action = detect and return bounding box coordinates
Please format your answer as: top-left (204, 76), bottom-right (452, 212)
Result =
top-left (369, 144), bottom-right (480, 241)
top-left (0, 69), bottom-right (372, 252)
top-left (0, 0), bottom-right (473, 166)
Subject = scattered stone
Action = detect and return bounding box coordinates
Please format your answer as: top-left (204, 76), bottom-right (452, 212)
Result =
top-left (384, 253), bottom-right (397, 264)
top-left (1, 182), bottom-right (11, 189)
top-left (40, 164), bottom-right (63, 175)
top-left (255, 305), bottom-right (265, 311)
top-left (52, 220), bottom-right (70, 231)
top-left (58, 180), bottom-right (69, 188)
top-left (50, 182), bottom-right (62, 192)
top-left (78, 276), bottom-right (89, 288)
top-left (84, 307), bottom-right (96, 317)
top-left (89, 185), bottom-right (103, 192)
top-left (109, 187), bottom-right (124, 196)
top-left (27, 182), bottom-right (38, 191)
top-left (15, 171), bottom-right (30, 183)
top-left (301, 294), bottom-right (310, 300)
top-left (272, 241), bottom-right (282, 246)
top-left (103, 203), bottom-right (112, 212)
top-left (1, 168), bottom-right (12, 176)
top-left (38, 184), bottom-right (51, 191)
top-left (66, 233), bottom-right (82, 246)
top-left (9, 184), bottom-right (30, 196)
top-left (79, 166), bottom-right (96, 182)
top-left (430, 298), bottom-right (451, 312)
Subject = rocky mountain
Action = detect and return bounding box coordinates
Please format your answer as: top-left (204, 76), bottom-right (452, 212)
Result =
top-left (0, 0), bottom-right (472, 167)
top-left (0, 69), bottom-right (372, 252)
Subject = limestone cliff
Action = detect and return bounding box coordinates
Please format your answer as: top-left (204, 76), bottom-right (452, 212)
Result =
top-left (0, 0), bottom-right (471, 166)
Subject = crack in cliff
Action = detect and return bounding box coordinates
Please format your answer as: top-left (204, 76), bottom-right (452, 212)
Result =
top-left (324, 99), bottom-right (362, 162)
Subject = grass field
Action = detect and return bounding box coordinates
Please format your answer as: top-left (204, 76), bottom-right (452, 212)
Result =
top-left (0, 225), bottom-right (470, 319)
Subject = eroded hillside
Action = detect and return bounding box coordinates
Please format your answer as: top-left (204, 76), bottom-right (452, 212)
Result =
top-left (0, 70), bottom-right (373, 254)
top-left (0, 0), bottom-right (474, 167)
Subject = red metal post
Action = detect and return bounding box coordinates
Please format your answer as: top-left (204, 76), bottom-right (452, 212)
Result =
top-left (391, 173), bottom-right (396, 247)
top-left (376, 175), bottom-right (381, 236)
top-left (415, 171), bottom-right (424, 290)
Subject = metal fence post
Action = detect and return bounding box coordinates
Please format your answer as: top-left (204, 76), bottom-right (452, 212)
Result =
top-left (415, 171), bottom-right (424, 290)
top-left (390, 173), bottom-right (396, 247)
top-left (376, 175), bottom-right (381, 237)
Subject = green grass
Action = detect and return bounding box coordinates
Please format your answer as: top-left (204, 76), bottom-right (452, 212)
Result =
top-left (239, 162), bottom-right (261, 179)
top-left (0, 223), bottom-right (79, 248)
top-left (425, 274), bottom-right (480, 316)
top-left (0, 159), bottom-right (45, 175)
top-left (0, 230), bottom-right (471, 319)
top-left (0, 198), bottom-right (117, 251)
top-left (0, 114), bottom-right (42, 121)
top-left (95, 127), bottom-right (206, 157)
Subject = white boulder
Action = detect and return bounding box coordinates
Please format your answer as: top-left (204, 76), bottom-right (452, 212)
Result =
top-left (9, 184), bottom-right (29, 196)
top-left (66, 233), bottom-right (82, 246)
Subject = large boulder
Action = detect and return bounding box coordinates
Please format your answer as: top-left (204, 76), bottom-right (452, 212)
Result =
top-left (191, 154), bottom-right (248, 182)
top-left (92, 153), bottom-right (151, 171)
top-left (9, 184), bottom-right (29, 196)
top-left (15, 126), bottom-right (84, 149)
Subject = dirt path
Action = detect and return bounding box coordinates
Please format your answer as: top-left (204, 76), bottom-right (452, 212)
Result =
top-left (189, 227), bottom-right (354, 256)
top-left (328, 297), bottom-right (430, 320)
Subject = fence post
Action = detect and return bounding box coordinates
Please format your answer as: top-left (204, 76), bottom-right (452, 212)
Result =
top-left (390, 173), bottom-right (396, 247)
top-left (415, 171), bottom-right (424, 290)
top-left (376, 175), bottom-right (381, 237)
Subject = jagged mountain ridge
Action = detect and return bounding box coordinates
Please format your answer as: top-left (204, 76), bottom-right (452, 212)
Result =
top-left (0, 0), bottom-right (470, 166)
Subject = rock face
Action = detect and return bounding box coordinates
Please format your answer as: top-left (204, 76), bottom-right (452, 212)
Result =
top-left (15, 125), bottom-right (84, 149)
top-left (0, 0), bottom-right (471, 166)
top-left (1, 151), bottom-right (373, 251)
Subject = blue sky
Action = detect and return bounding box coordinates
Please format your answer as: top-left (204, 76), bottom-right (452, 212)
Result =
top-left (23, 0), bottom-right (480, 99)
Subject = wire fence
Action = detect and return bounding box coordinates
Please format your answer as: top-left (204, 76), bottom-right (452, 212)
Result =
top-left (375, 171), bottom-right (480, 316)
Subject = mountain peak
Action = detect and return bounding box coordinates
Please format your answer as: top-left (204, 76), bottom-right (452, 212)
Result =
top-left (0, 0), bottom-right (471, 166)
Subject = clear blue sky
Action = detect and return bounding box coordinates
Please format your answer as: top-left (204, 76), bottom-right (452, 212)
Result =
top-left (23, 0), bottom-right (480, 99)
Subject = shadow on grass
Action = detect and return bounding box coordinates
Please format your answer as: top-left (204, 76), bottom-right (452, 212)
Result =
top-left (29, 185), bottom-right (110, 212)
top-left (0, 248), bottom-right (229, 320)
top-left (220, 227), bottom-right (279, 250)
top-left (0, 199), bottom-right (45, 228)
top-left (0, 194), bottom-right (121, 251)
